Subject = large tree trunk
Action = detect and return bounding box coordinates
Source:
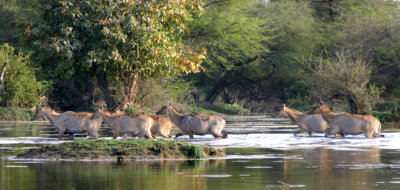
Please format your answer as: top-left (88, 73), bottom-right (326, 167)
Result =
top-left (223, 87), bottom-right (236, 104)
top-left (122, 75), bottom-right (140, 109)
top-left (96, 72), bottom-right (116, 110)
top-left (0, 62), bottom-right (8, 91)
top-left (204, 71), bottom-right (232, 104)
top-left (82, 78), bottom-right (95, 110)
top-left (348, 96), bottom-right (360, 114)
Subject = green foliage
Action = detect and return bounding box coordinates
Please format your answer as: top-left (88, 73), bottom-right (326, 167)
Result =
top-left (294, 105), bottom-right (316, 113)
top-left (195, 103), bottom-right (248, 115)
top-left (0, 0), bottom-right (40, 47)
top-left (0, 107), bottom-right (34, 121)
top-left (265, 0), bottom-right (325, 54)
top-left (333, 0), bottom-right (400, 97)
top-left (132, 77), bottom-right (196, 112)
top-left (373, 112), bottom-right (394, 123)
top-left (124, 105), bottom-right (141, 115)
top-left (0, 43), bottom-right (43, 108)
top-left (179, 144), bottom-right (206, 158)
top-left (188, 0), bottom-right (271, 86)
top-left (304, 50), bottom-right (383, 114)
top-left (29, 0), bottom-right (205, 78)
top-left (27, 0), bottom-right (207, 109)
top-left (187, 0), bottom-right (325, 110)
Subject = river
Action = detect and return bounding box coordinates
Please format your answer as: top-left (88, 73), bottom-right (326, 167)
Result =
top-left (1, 115), bottom-right (400, 190)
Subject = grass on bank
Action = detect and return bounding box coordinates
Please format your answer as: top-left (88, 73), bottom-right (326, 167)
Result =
top-left (17, 139), bottom-right (225, 160)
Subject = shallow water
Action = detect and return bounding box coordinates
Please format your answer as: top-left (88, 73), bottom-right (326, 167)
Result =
top-left (1, 115), bottom-right (400, 190)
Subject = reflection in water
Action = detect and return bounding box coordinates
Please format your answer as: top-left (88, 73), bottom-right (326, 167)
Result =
top-left (282, 148), bottom-right (382, 190)
top-left (2, 148), bottom-right (399, 190)
top-left (0, 159), bottom-right (227, 190)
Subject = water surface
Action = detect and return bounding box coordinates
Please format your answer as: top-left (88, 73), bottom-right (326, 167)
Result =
top-left (1, 115), bottom-right (400, 190)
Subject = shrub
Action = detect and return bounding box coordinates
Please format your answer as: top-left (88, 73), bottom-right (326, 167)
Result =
top-left (0, 43), bottom-right (43, 108)
top-left (373, 112), bottom-right (394, 123)
top-left (374, 103), bottom-right (395, 112)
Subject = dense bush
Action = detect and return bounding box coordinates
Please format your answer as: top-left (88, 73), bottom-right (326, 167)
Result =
top-left (374, 103), bottom-right (396, 112)
top-left (0, 43), bottom-right (43, 108)
top-left (373, 112), bottom-right (395, 123)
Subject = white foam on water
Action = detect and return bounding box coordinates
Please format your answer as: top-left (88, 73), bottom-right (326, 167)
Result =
top-left (0, 137), bottom-right (66, 145)
top-left (244, 166), bottom-right (273, 169)
top-left (185, 174), bottom-right (232, 178)
top-left (4, 165), bottom-right (28, 168)
top-left (266, 184), bottom-right (306, 188)
top-left (177, 132), bottom-right (400, 151)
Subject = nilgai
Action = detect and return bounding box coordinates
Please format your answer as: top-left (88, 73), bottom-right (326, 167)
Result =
top-left (93, 108), bottom-right (153, 139)
top-left (31, 106), bottom-right (103, 139)
top-left (308, 104), bottom-right (382, 138)
top-left (156, 103), bottom-right (227, 139)
top-left (278, 104), bottom-right (329, 136)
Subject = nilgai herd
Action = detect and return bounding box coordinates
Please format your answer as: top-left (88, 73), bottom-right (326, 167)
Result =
top-left (31, 103), bottom-right (383, 140)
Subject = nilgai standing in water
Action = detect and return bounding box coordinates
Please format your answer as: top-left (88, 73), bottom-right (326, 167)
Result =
top-left (93, 108), bottom-right (153, 139)
top-left (31, 106), bottom-right (103, 139)
top-left (115, 109), bottom-right (172, 138)
top-left (307, 104), bottom-right (383, 138)
top-left (156, 103), bottom-right (227, 139)
top-left (278, 104), bottom-right (329, 136)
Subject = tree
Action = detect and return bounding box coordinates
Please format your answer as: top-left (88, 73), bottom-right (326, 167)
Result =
top-left (28, 0), bottom-right (205, 110)
top-left (0, 0), bottom-right (41, 48)
top-left (188, 0), bottom-right (324, 111)
top-left (303, 50), bottom-right (383, 114)
top-left (332, 0), bottom-right (400, 98)
top-left (187, 0), bottom-right (271, 105)
top-left (0, 43), bottom-right (43, 108)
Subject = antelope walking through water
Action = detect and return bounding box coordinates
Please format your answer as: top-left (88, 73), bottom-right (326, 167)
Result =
top-left (308, 104), bottom-right (383, 138)
top-left (156, 103), bottom-right (227, 139)
top-left (278, 104), bottom-right (329, 136)
top-left (93, 108), bottom-right (153, 139)
top-left (31, 106), bottom-right (103, 139)
top-left (115, 109), bottom-right (172, 138)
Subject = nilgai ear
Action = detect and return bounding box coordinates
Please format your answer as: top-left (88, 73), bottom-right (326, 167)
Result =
top-left (167, 102), bottom-right (171, 107)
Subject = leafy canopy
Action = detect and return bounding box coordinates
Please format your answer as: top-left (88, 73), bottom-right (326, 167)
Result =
top-left (29, 0), bottom-right (205, 79)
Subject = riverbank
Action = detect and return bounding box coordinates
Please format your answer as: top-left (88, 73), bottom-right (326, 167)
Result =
top-left (16, 139), bottom-right (225, 161)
